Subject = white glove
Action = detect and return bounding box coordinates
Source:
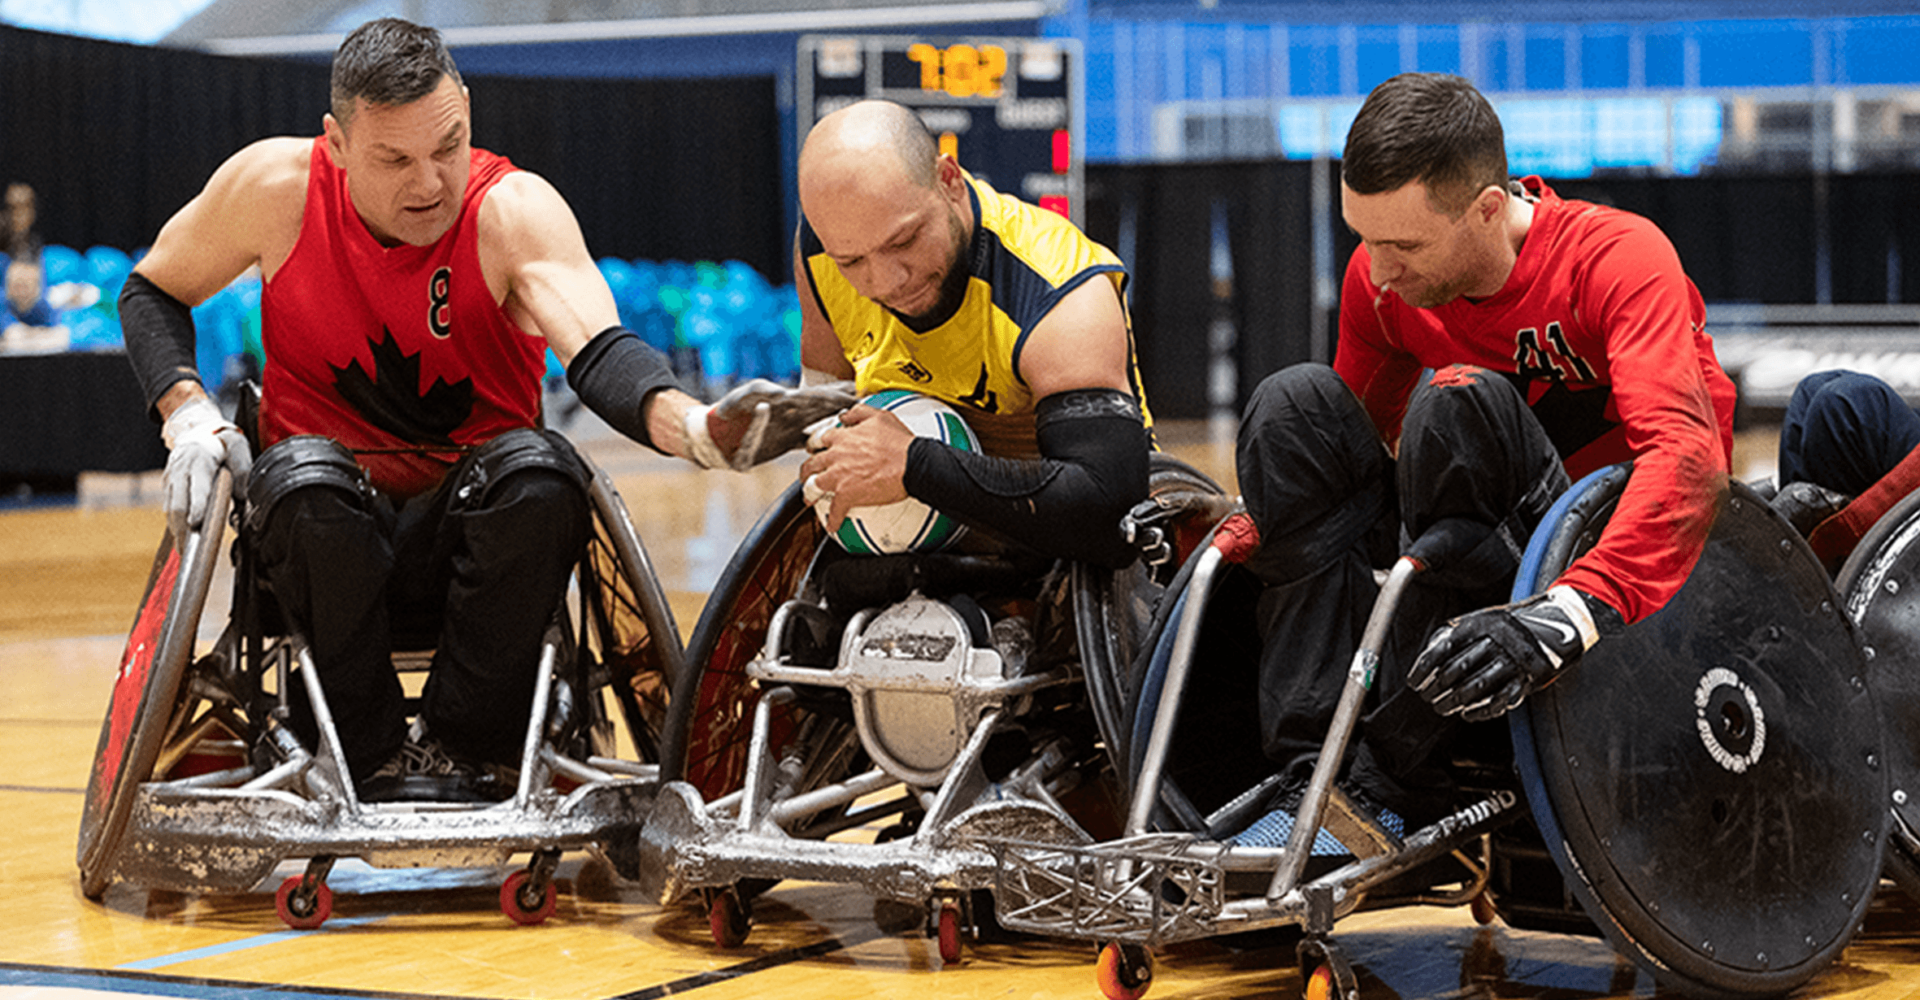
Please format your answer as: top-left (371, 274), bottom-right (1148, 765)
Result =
top-left (160, 396), bottom-right (251, 541)
top-left (684, 378), bottom-right (857, 471)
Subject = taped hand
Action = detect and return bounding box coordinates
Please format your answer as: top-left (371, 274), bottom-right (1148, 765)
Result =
top-left (683, 378), bottom-right (858, 470)
top-left (160, 396), bottom-right (252, 542)
top-left (1408, 585), bottom-right (1609, 722)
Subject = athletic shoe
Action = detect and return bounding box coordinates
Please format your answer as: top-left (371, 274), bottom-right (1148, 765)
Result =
top-left (1228, 779), bottom-right (1405, 853)
top-left (359, 736), bottom-right (517, 803)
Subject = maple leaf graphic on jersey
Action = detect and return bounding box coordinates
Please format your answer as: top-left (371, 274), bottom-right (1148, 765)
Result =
top-left (329, 327), bottom-right (474, 445)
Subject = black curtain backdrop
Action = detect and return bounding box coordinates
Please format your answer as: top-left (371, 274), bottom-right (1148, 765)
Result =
top-left (1549, 174), bottom-right (1821, 305)
top-left (1825, 173), bottom-right (1920, 307)
top-left (1087, 160), bottom-right (1324, 420)
top-left (0, 25), bottom-right (784, 277)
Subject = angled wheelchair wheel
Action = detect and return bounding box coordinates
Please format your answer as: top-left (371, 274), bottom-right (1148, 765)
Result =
top-left (77, 471), bottom-right (234, 900)
top-left (1511, 465), bottom-right (1886, 999)
top-left (1076, 453), bottom-right (1229, 781)
top-left (1122, 522), bottom-right (1269, 833)
top-left (660, 480), bottom-right (825, 796)
top-left (573, 468), bottom-right (686, 765)
top-left (1835, 485), bottom-right (1920, 901)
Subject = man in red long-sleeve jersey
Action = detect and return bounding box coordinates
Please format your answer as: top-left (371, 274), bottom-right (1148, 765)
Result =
top-left (1233, 72), bottom-right (1734, 835)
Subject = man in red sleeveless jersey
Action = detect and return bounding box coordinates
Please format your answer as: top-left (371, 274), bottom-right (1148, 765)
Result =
top-left (120, 18), bottom-right (850, 801)
top-left (1231, 73), bottom-right (1733, 838)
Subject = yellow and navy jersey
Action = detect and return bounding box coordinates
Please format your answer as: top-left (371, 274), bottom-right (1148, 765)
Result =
top-left (799, 171), bottom-right (1154, 459)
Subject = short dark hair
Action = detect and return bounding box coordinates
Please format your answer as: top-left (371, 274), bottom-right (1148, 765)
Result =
top-left (1341, 73), bottom-right (1507, 216)
top-left (330, 18), bottom-right (462, 126)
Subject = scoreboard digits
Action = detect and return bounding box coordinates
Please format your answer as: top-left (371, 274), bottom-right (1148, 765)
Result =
top-left (799, 35), bottom-right (1083, 225)
top-left (905, 43), bottom-right (1008, 98)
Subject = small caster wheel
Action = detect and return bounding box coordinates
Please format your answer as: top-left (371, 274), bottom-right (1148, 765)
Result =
top-left (500, 868), bottom-right (557, 925)
top-left (1305, 964), bottom-right (1336, 1000)
top-left (1469, 889), bottom-right (1498, 926)
top-left (1305, 959), bottom-right (1367, 998)
top-left (936, 901), bottom-right (962, 964)
top-left (275, 876), bottom-right (332, 930)
top-left (1297, 934), bottom-right (1358, 1000)
top-left (709, 887), bottom-right (751, 948)
top-left (1096, 941), bottom-right (1153, 1000)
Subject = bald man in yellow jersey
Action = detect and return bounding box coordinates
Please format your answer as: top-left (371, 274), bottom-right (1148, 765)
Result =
top-left (794, 99), bottom-right (1154, 567)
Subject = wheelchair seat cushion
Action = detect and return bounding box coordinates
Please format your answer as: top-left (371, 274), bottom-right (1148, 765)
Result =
top-left (816, 550), bottom-right (1051, 612)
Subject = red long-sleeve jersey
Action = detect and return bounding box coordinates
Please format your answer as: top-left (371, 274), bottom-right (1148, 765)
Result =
top-left (1336, 177), bottom-right (1735, 623)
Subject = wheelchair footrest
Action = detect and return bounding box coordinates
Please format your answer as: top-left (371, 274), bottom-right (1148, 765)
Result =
top-left (987, 834), bottom-right (1232, 945)
top-left (112, 773), bottom-right (655, 894)
top-left (986, 789), bottom-right (1525, 946)
top-left (641, 779), bottom-right (1088, 906)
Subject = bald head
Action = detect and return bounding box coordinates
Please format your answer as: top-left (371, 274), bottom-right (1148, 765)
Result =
top-left (799, 100), bottom-right (940, 206)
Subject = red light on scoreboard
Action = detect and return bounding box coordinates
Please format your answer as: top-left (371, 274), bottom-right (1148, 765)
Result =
top-left (1040, 195), bottom-right (1070, 218)
top-left (1052, 129), bottom-right (1070, 174)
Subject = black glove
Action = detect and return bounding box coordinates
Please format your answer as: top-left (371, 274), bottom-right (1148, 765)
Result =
top-left (1770, 480), bottom-right (1852, 537)
top-left (1408, 586), bottom-right (1619, 722)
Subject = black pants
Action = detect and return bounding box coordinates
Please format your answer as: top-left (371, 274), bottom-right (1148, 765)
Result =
top-left (1234, 363), bottom-right (1567, 821)
top-left (248, 430), bottom-right (592, 780)
top-left (1779, 369), bottom-right (1920, 495)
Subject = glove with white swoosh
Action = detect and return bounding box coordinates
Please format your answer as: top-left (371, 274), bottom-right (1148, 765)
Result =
top-left (1409, 585), bottom-right (1618, 722)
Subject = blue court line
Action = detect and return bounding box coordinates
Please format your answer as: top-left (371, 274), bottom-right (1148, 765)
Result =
top-left (5, 929), bottom-right (873, 1000)
top-left (115, 916), bottom-right (382, 972)
top-left (0, 783), bottom-right (82, 793)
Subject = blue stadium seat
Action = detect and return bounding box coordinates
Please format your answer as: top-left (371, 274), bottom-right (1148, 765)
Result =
top-left (84, 245), bottom-right (133, 295)
top-left (40, 244), bottom-right (83, 285)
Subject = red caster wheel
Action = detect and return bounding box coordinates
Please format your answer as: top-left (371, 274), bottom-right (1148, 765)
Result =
top-left (936, 901), bottom-right (962, 964)
top-left (708, 888), bottom-right (751, 948)
top-left (1469, 889), bottom-right (1498, 926)
top-left (500, 869), bottom-right (557, 926)
top-left (275, 876), bottom-right (332, 930)
top-left (1305, 965), bottom-right (1337, 1000)
top-left (1096, 941), bottom-right (1153, 1000)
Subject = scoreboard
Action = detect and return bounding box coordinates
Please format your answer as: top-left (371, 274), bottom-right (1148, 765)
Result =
top-left (797, 35), bottom-right (1084, 226)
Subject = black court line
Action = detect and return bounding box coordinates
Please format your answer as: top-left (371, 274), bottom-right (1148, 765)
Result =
top-left (601, 932), bottom-right (877, 999)
top-left (599, 932), bottom-right (879, 990)
top-left (0, 932), bottom-right (874, 1000)
top-left (0, 782), bottom-right (82, 793)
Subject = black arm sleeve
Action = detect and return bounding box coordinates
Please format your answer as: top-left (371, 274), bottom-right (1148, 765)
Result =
top-left (565, 326), bottom-right (683, 453)
top-left (902, 388), bottom-right (1150, 568)
top-left (120, 271), bottom-right (202, 421)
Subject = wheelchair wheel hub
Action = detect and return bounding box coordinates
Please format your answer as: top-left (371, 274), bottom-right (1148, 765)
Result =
top-left (1692, 667), bottom-right (1767, 774)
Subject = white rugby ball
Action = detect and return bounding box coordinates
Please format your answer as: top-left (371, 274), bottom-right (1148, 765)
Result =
top-left (817, 389), bottom-right (980, 554)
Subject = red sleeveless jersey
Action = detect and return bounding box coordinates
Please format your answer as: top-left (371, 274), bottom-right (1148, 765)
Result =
top-left (260, 138), bottom-right (545, 498)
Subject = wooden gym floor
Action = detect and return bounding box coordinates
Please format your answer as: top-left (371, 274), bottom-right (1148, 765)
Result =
top-left (8, 419), bottom-right (1920, 1000)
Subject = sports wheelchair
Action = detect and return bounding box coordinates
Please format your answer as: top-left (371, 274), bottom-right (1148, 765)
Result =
top-left (75, 433), bottom-right (683, 928)
top-left (985, 463), bottom-right (1890, 1000)
top-left (636, 453), bottom-right (1232, 960)
top-left (1835, 486), bottom-right (1920, 907)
